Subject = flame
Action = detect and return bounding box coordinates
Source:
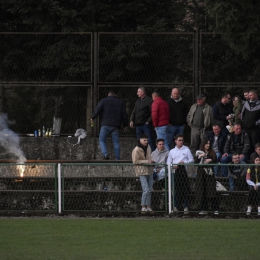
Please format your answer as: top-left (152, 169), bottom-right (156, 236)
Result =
top-left (17, 165), bottom-right (25, 177)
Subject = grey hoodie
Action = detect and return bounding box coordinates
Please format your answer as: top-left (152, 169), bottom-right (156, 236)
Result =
top-left (151, 148), bottom-right (169, 164)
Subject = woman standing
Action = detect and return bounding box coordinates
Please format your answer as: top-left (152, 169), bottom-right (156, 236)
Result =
top-left (132, 134), bottom-right (154, 212)
top-left (246, 157), bottom-right (260, 215)
top-left (195, 139), bottom-right (219, 215)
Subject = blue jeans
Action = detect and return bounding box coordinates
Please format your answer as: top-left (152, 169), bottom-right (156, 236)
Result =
top-left (167, 125), bottom-right (184, 149)
top-left (220, 153), bottom-right (232, 177)
top-left (99, 126), bottom-right (120, 160)
top-left (140, 174), bottom-right (153, 206)
top-left (136, 124), bottom-right (156, 151)
top-left (155, 125), bottom-right (169, 150)
top-left (214, 152), bottom-right (222, 177)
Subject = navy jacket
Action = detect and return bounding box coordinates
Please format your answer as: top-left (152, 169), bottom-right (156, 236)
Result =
top-left (207, 130), bottom-right (227, 154)
top-left (91, 96), bottom-right (128, 128)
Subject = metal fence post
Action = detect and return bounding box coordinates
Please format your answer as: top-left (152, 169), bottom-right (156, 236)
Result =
top-left (58, 163), bottom-right (61, 214)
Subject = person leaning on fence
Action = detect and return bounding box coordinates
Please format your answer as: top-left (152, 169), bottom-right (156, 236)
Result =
top-left (228, 153), bottom-right (247, 191)
top-left (132, 134), bottom-right (154, 212)
top-left (195, 139), bottom-right (219, 215)
top-left (246, 156), bottom-right (260, 215)
top-left (166, 134), bottom-right (194, 214)
top-left (151, 138), bottom-right (169, 182)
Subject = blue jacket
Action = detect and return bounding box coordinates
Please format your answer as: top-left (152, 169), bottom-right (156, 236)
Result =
top-left (91, 96), bottom-right (128, 128)
top-left (207, 130), bottom-right (227, 154)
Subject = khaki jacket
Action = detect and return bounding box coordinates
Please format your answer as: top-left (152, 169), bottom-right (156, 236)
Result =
top-left (132, 146), bottom-right (153, 176)
top-left (187, 103), bottom-right (213, 129)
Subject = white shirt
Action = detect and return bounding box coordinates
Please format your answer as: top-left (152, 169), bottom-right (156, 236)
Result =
top-left (167, 145), bottom-right (194, 165)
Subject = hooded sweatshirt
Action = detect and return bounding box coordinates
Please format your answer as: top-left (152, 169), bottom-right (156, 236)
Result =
top-left (167, 145), bottom-right (194, 165)
top-left (151, 148), bottom-right (169, 164)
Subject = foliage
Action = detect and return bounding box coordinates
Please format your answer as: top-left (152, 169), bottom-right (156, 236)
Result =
top-left (204, 0), bottom-right (260, 57)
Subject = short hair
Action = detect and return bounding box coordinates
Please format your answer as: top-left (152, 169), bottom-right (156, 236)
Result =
top-left (152, 91), bottom-right (160, 97)
top-left (139, 134), bottom-right (148, 139)
top-left (138, 86), bottom-right (146, 94)
top-left (156, 138), bottom-right (164, 144)
top-left (232, 95), bottom-right (241, 101)
top-left (249, 89), bottom-right (258, 95)
top-left (255, 143), bottom-right (260, 149)
top-left (243, 88), bottom-right (249, 93)
top-left (212, 124), bottom-right (221, 128)
top-left (233, 123), bottom-right (242, 127)
top-left (232, 153), bottom-right (239, 157)
top-left (221, 92), bottom-right (231, 98)
top-left (174, 134), bottom-right (183, 140)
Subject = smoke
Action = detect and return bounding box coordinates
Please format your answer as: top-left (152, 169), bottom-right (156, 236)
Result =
top-left (0, 113), bottom-right (26, 163)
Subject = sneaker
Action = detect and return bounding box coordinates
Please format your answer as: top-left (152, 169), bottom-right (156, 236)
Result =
top-left (146, 207), bottom-right (153, 212)
top-left (246, 206), bottom-right (252, 215)
top-left (172, 207), bottom-right (179, 213)
top-left (199, 211), bottom-right (208, 215)
top-left (103, 155), bottom-right (109, 160)
top-left (184, 207), bottom-right (189, 214)
top-left (141, 207), bottom-right (147, 212)
top-left (214, 211), bottom-right (219, 215)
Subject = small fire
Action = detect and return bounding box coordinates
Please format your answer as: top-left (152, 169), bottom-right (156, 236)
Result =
top-left (18, 165), bottom-right (25, 177)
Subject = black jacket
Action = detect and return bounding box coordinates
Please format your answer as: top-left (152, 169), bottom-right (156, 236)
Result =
top-left (224, 131), bottom-right (250, 156)
top-left (130, 96), bottom-right (153, 126)
top-left (91, 96), bottom-right (128, 128)
top-left (167, 97), bottom-right (188, 125)
top-left (207, 130), bottom-right (227, 154)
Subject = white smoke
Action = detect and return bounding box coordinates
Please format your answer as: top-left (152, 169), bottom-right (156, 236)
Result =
top-left (0, 113), bottom-right (26, 163)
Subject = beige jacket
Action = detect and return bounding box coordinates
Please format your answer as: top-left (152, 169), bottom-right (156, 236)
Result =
top-left (132, 146), bottom-right (153, 176)
top-left (187, 103), bottom-right (213, 129)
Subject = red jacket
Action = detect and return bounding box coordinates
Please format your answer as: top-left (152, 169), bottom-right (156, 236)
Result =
top-left (151, 97), bottom-right (170, 127)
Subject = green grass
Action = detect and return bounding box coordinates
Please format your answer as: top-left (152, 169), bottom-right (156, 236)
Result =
top-left (0, 218), bottom-right (259, 260)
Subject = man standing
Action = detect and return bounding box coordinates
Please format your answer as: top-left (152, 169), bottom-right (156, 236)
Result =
top-left (130, 87), bottom-right (156, 151)
top-left (207, 124), bottom-right (228, 176)
top-left (167, 87), bottom-right (188, 149)
top-left (241, 89), bottom-right (260, 153)
top-left (167, 134), bottom-right (194, 214)
top-left (228, 153), bottom-right (247, 191)
top-left (212, 92), bottom-right (233, 134)
top-left (151, 138), bottom-right (169, 181)
top-left (187, 94), bottom-right (213, 156)
top-left (91, 90), bottom-right (128, 160)
top-left (151, 92), bottom-right (170, 150)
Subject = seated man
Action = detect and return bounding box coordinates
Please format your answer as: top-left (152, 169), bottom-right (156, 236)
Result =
top-left (151, 139), bottom-right (169, 181)
top-left (228, 153), bottom-right (247, 191)
top-left (250, 143), bottom-right (260, 163)
top-left (207, 124), bottom-right (227, 177)
top-left (221, 124), bottom-right (250, 176)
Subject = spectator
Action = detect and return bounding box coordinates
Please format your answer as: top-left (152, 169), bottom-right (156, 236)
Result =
top-left (130, 87), bottom-right (156, 151)
top-left (246, 156), bottom-right (260, 215)
top-left (132, 134), bottom-right (154, 212)
top-left (241, 89), bottom-right (260, 154)
top-left (167, 87), bottom-right (188, 149)
top-left (228, 153), bottom-right (247, 191)
top-left (195, 139), bottom-right (219, 215)
top-left (151, 92), bottom-right (170, 150)
top-left (243, 88), bottom-right (250, 104)
top-left (187, 93), bottom-right (213, 156)
top-left (167, 134), bottom-right (194, 214)
top-left (91, 90), bottom-right (128, 160)
top-left (207, 124), bottom-right (228, 176)
top-left (151, 139), bottom-right (169, 181)
top-left (212, 92), bottom-right (233, 134)
top-left (221, 123), bottom-right (250, 176)
top-left (250, 143), bottom-right (260, 163)
top-left (232, 95), bottom-right (243, 126)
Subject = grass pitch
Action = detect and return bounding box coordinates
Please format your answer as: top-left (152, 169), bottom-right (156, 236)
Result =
top-left (0, 217), bottom-right (259, 260)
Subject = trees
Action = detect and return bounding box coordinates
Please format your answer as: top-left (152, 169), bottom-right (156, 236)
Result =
top-left (205, 0), bottom-right (260, 57)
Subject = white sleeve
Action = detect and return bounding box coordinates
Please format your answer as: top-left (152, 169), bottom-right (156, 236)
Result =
top-left (187, 149), bottom-right (194, 163)
top-left (247, 180), bottom-right (255, 186)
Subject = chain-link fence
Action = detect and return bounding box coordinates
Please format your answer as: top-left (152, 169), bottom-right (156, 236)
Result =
top-left (0, 163), bottom-right (57, 212)
top-left (1, 162), bottom-right (258, 216)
